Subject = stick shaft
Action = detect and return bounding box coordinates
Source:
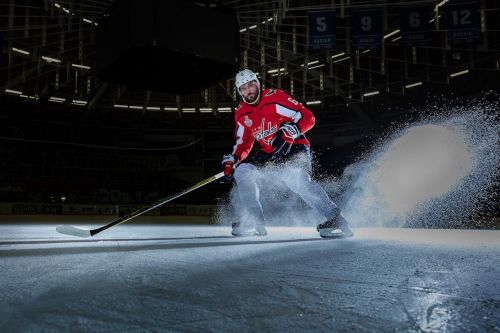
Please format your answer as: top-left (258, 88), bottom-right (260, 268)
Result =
top-left (90, 171), bottom-right (225, 235)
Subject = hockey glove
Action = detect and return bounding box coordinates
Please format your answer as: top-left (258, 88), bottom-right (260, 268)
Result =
top-left (271, 122), bottom-right (301, 161)
top-left (222, 154), bottom-right (236, 180)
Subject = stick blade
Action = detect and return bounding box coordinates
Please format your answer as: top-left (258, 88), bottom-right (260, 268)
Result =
top-left (56, 225), bottom-right (92, 238)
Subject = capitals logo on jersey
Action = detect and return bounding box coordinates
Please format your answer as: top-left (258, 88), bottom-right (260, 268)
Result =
top-left (253, 118), bottom-right (278, 144)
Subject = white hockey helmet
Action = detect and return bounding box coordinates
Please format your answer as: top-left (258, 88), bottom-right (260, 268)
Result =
top-left (235, 69), bottom-right (261, 104)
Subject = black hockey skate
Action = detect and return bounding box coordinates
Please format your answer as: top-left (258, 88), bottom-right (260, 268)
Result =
top-left (231, 222), bottom-right (267, 237)
top-left (317, 214), bottom-right (353, 239)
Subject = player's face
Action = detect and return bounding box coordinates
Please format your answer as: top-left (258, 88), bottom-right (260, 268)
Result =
top-left (239, 80), bottom-right (259, 102)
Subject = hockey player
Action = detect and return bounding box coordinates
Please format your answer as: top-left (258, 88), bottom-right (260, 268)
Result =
top-left (222, 69), bottom-right (353, 238)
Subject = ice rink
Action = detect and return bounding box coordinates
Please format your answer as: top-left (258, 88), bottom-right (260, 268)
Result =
top-left (1, 221), bottom-right (500, 332)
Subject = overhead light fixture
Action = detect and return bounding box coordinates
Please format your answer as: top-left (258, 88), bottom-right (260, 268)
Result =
top-left (391, 36), bottom-right (402, 42)
top-left (41, 56), bottom-right (61, 63)
top-left (239, 28), bottom-right (247, 33)
top-left (54, 3), bottom-right (61, 8)
top-left (5, 89), bottom-right (22, 95)
top-left (200, 108), bottom-right (213, 113)
top-left (218, 107), bottom-right (232, 112)
top-left (261, 20), bottom-right (266, 24)
top-left (405, 81), bottom-right (423, 89)
top-left (301, 60), bottom-right (319, 67)
top-left (331, 52), bottom-right (345, 59)
top-left (146, 106), bottom-right (161, 111)
top-left (362, 50), bottom-right (370, 54)
top-left (308, 64), bottom-right (325, 70)
top-left (182, 108), bottom-right (196, 113)
top-left (333, 56), bottom-right (350, 63)
top-left (363, 90), bottom-right (380, 97)
top-left (113, 104), bottom-right (128, 108)
top-left (268, 17), bottom-right (273, 22)
top-left (384, 29), bottom-right (400, 40)
top-left (429, 16), bottom-right (441, 23)
top-left (268, 67), bottom-right (286, 74)
top-left (49, 96), bottom-right (65, 103)
top-left (248, 25), bottom-right (257, 30)
top-left (164, 107), bottom-right (178, 111)
top-left (449, 69), bottom-right (469, 77)
top-left (83, 18), bottom-right (93, 24)
top-left (437, 0), bottom-right (448, 7)
top-left (12, 47), bottom-right (30, 55)
top-left (306, 101), bottom-right (321, 105)
top-left (71, 99), bottom-right (87, 106)
top-left (71, 64), bottom-right (91, 70)
top-left (62, 7), bottom-right (70, 14)
top-left (128, 105), bottom-right (142, 110)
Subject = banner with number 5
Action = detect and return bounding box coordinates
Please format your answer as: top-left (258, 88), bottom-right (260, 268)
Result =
top-left (352, 9), bottom-right (382, 50)
top-left (308, 10), bottom-right (336, 51)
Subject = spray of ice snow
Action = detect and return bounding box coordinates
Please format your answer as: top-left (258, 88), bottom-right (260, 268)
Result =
top-left (216, 96), bottom-right (499, 229)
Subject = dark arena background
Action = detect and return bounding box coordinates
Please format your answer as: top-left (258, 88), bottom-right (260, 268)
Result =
top-left (1, 0), bottom-right (499, 332)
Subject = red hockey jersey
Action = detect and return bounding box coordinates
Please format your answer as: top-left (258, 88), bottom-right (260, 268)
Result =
top-left (231, 88), bottom-right (316, 162)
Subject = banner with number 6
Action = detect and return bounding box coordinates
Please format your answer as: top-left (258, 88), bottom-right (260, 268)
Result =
top-left (400, 5), bottom-right (432, 45)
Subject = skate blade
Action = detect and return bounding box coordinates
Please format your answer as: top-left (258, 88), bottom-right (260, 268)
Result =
top-left (319, 228), bottom-right (344, 239)
top-left (232, 229), bottom-right (259, 237)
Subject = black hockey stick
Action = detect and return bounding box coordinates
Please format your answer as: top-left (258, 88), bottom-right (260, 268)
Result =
top-left (56, 171), bottom-right (225, 238)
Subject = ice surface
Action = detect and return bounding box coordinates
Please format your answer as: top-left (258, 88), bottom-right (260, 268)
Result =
top-left (1, 223), bottom-right (500, 332)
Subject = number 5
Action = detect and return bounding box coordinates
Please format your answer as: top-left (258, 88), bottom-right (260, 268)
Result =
top-left (316, 17), bottom-right (327, 32)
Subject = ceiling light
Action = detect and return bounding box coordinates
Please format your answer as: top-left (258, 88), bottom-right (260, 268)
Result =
top-left (12, 47), bottom-right (30, 55)
top-left (437, 0), bottom-right (448, 7)
top-left (333, 56), bottom-right (350, 63)
top-left (248, 25), bottom-right (257, 30)
top-left (391, 36), bottom-right (402, 42)
top-left (5, 89), bottom-right (22, 95)
top-left (449, 69), bottom-right (469, 77)
top-left (129, 105), bottom-right (143, 110)
top-left (405, 82), bottom-right (423, 89)
top-left (309, 64), bottom-right (325, 70)
top-left (49, 97), bottom-right (65, 103)
top-left (200, 108), bottom-right (213, 113)
top-left (306, 101), bottom-right (321, 105)
top-left (71, 99), bottom-right (87, 106)
top-left (146, 106), bottom-right (161, 111)
top-left (218, 107), bottom-right (232, 112)
top-left (363, 90), bottom-right (380, 97)
top-left (41, 56), bottom-right (61, 63)
top-left (164, 107), bottom-right (178, 111)
top-left (384, 29), bottom-right (400, 40)
top-left (113, 104), bottom-right (128, 108)
top-left (331, 52), bottom-right (345, 59)
top-left (301, 60), bottom-right (319, 67)
top-left (268, 67), bottom-right (286, 74)
top-left (71, 64), bottom-right (91, 70)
